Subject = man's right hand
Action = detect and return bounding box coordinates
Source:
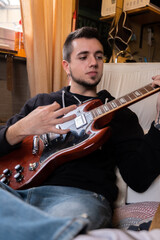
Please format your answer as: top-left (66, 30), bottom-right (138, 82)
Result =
top-left (6, 102), bottom-right (77, 145)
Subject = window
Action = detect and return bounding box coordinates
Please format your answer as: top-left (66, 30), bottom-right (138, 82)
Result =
top-left (0, 0), bottom-right (21, 30)
top-left (0, 0), bottom-right (22, 51)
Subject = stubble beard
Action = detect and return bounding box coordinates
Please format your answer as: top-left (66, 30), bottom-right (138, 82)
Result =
top-left (70, 69), bottom-right (102, 89)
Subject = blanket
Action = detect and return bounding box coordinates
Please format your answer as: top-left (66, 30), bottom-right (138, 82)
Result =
top-left (74, 229), bottom-right (160, 240)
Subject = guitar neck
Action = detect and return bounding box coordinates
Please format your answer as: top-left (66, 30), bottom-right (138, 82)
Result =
top-left (92, 83), bottom-right (160, 119)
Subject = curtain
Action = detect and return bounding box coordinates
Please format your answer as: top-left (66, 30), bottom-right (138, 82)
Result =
top-left (20, 0), bottom-right (75, 97)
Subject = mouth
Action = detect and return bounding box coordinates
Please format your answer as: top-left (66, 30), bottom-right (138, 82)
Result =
top-left (86, 71), bottom-right (98, 77)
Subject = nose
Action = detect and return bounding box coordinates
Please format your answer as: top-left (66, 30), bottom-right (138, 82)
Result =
top-left (89, 55), bottom-right (98, 68)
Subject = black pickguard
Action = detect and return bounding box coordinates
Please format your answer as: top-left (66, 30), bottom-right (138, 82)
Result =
top-left (40, 129), bottom-right (91, 163)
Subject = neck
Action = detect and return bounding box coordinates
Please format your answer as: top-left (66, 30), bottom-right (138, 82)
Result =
top-left (70, 84), bottom-right (97, 98)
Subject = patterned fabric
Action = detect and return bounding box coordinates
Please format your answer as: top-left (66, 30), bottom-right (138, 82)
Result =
top-left (112, 201), bottom-right (159, 230)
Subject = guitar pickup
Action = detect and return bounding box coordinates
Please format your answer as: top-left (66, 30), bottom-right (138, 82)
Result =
top-left (74, 114), bottom-right (87, 129)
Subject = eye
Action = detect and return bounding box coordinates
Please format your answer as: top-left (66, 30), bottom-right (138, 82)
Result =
top-left (79, 56), bottom-right (87, 60)
top-left (95, 55), bottom-right (103, 60)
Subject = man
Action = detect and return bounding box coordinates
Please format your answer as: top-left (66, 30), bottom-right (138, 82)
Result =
top-left (0, 27), bottom-right (160, 240)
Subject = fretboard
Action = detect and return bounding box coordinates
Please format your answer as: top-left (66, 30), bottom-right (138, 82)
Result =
top-left (91, 83), bottom-right (160, 119)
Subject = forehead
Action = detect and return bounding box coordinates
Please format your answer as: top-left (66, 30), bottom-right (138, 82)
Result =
top-left (71, 38), bottom-right (103, 55)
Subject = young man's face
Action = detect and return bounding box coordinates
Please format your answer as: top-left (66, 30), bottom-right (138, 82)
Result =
top-left (65, 37), bottom-right (104, 89)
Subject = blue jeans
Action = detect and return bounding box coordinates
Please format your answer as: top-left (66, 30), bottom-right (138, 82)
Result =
top-left (0, 183), bottom-right (112, 240)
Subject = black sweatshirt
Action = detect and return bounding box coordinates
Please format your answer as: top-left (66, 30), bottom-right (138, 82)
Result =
top-left (0, 86), bottom-right (160, 204)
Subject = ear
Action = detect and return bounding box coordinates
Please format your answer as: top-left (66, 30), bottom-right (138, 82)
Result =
top-left (62, 60), bottom-right (70, 75)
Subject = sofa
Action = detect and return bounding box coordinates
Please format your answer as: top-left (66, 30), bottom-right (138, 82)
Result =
top-left (100, 63), bottom-right (160, 227)
top-left (74, 63), bottom-right (160, 239)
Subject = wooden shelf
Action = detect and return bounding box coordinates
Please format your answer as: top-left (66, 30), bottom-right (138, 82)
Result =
top-left (0, 48), bottom-right (17, 55)
top-left (127, 6), bottom-right (160, 25)
top-left (100, 14), bottom-right (115, 22)
top-left (0, 48), bottom-right (26, 60)
top-left (100, 5), bottom-right (160, 24)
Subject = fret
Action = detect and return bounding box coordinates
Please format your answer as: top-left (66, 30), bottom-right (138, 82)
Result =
top-left (126, 95), bottom-right (132, 101)
top-left (132, 91), bottom-right (139, 98)
top-left (94, 109), bottom-right (99, 117)
top-left (91, 83), bottom-right (160, 120)
top-left (91, 104), bottom-right (109, 118)
top-left (99, 105), bottom-right (106, 114)
top-left (119, 97), bottom-right (127, 104)
top-left (145, 84), bottom-right (154, 92)
top-left (139, 87), bottom-right (147, 95)
top-left (144, 87), bottom-right (150, 93)
top-left (91, 109), bottom-right (97, 118)
top-left (128, 92), bottom-right (136, 100)
top-left (103, 105), bottom-right (110, 112)
top-left (110, 101), bottom-right (118, 108)
top-left (114, 99), bottom-right (122, 107)
top-left (124, 95), bottom-right (132, 102)
top-left (119, 95), bottom-right (131, 104)
top-left (96, 107), bottom-right (103, 115)
top-left (107, 102), bottom-right (114, 110)
top-left (133, 90), bottom-right (141, 97)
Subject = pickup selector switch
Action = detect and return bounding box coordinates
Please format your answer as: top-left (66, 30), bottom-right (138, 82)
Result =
top-left (15, 164), bottom-right (24, 173)
top-left (29, 162), bottom-right (38, 171)
top-left (3, 168), bottom-right (12, 176)
top-left (14, 172), bottom-right (24, 182)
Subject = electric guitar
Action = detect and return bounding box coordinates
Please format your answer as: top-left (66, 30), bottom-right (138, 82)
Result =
top-left (0, 83), bottom-right (160, 190)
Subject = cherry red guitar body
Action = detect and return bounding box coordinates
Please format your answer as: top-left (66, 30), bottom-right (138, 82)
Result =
top-left (0, 99), bottom-right (112, 190)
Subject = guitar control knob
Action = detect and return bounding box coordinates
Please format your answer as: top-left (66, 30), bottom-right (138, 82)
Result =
top-left (14, 172), bottom-right (24, 182)
top-left (0, 177), bottom-right (10, 185)
top-left (15, 164), bottom-right (24, 173)
top-left (3, 168), bottom-right (12, 177)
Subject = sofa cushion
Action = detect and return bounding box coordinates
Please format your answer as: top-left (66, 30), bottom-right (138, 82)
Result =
top-left (127, 176), bottom-right (160, 204)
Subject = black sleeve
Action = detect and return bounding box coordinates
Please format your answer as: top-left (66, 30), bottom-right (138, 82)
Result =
top-left (0, 92), bottom-right (62, 156)
top-left (110, 108), bottom-right (160, 193)
top-left (0, 95), bottom-right (39, 156)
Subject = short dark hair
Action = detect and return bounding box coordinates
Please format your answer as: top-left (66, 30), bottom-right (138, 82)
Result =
top-left (63, 26), bottom-right (102, 62)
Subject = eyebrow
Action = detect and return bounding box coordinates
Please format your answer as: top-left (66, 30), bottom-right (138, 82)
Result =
top-left (77, 50), bottom-right (104, 56)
